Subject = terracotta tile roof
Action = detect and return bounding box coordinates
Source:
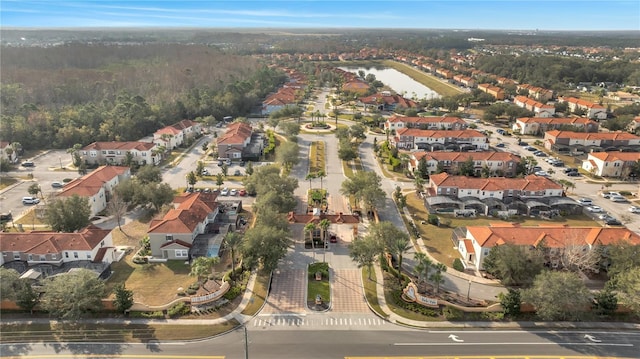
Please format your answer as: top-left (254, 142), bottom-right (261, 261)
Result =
top-left (388, 115), bottom-right (466, 125)
top-left (0, 225), bottom-right (111, 255)
top-left (413, 151), bottom-right (520, 163)
top-left (430, 173), bottom-right (562, 191)
top-left (82, 141), bottom-right (155, 151)
top-left (463, 239), bottom-right (475, 254)
top-left (359, 93), bottom-right (418, 108)
top-left (217, 122), bottom-right (252, 146)
top-left (160, 239), bottom-right (192, 249)
top-left (467, 223), bottom-right (640, 248)
top-left (589, 151), bottom-right (640, 162)
top-left (517, 117), bottom-right (596, 125)
top-left (514, 95), bottom-right (554, 109)
top-left (545, 130), bottom-right (640, 141)
top-left (560, 97), bottom-right (605, 109)
top-left (148, 192), bottom-right (218, 234)
top-left (58, 166), bottom-right (129, 197)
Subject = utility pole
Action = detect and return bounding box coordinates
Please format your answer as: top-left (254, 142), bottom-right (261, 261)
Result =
top-left (243, 325), bottom-right (249, 359)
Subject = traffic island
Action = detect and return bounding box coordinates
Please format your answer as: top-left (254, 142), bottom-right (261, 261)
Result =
top-left (307, 262), bottom-right (330, 311)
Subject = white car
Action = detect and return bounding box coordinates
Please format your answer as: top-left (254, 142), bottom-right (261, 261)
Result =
top-left (586, 205), bottom-right (603, 213)
top-left (629, 206), bottom-right (640, 214)
top-left (610, 195), bottom-right (627, 203)
top-left (577, 198), bottom-right (593, 206)
top-left (229, 189), bottom-right (238, 196)
top-left (220, 187), bottom-right (229, 196)
top-left (22, 196), bottom-right (40, 205)
top-left (534, 170), bottom-right (549, 177)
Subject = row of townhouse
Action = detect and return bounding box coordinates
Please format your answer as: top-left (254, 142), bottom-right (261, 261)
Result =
top-left (558, 97), bottom-right (607, 120)
top-left (456, 223), bottom-right (640, 271)
top-left (261, 68), bottom-right (307, 115)
top-left (0, 225), bottom-right (116, 269)
top-left (152, 119), bottom-right (202, 150)
top-left (80, 141), bottom-right (160, 166)
top-left (57, 166), bottom-right (131, 217)
top-left (358, 92), bottom-right (419, 112)
top-left (428, 173), bottom-right (563, 201)
top-left (452, 74), bottom-right (476, 88)
top-left (516, 84), bottom-right (554, 102)
top-left (513, 96), bottom-right (556, 118)
top-left (384, 115), bottom-right (468, 132)
top-left (544, 130), bottom-right (640, 152)
top-left (408, 151), bottom-right (521, 177)
top-left (512, 117), bottom-right (599, 135)
top-left (477, 83), bottom-right (505, 100)
top-left (582, 151), bottom-right (640, 178)
top-left (393, 128), bottom-right (489, 151)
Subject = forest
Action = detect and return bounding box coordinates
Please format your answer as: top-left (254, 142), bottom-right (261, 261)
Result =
top-left (0, 44), bottom-right (287, 149)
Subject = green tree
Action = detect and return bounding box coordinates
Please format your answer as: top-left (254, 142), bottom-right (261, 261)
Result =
top-left (606, 241), bottom-right (640, 279)
top-left (241, 224), bottom-right (291, 272)
top-left (341, 171), bottom-right (385, 213)
top-left (279, 121), bottom-right (301, 138)
top-left (316, 170), bottom-right (326, 190)
top-left (186, 171), bottom-right (197, 188)
top-left (144, 182), bottom-right (174, 212)
top-left (413, 252), bottom-right (433, 291)
top-left (41, 269), bottom-right (105, 320)
top-left (592, 288), bottom-right (618, 317)
top-left (458, 157), bottom-right (475, 176)
top-left (224, 232), bottom-right (243, 279)
top-left (393, 185), bottom-right (406, 208)
top-left (136, 165), bottom-right (162, 183)
top-left (196, 161), bottom-right (205, 176)
top-left (27, 183), bottom-right (43, 199)
top-left (349, 123), bottom-right (367, 140)
top-left (107, 193), bottom-right (128, 233)
top-left (215, 173), bottom-right (225, 189)
top-left (305, 173), bottom-right (316, 191)
top-left (245, 161), bottom-right (254, 176)
top-left (304, 222), bottom-right (317, 248)
top-left (338, 140), bottom-right (357, 161)
top-left (45, 195), bottom-right (91, 232)
top-left (275, 141), bottom-right (300, 171)
top-left (15, 278), bottom-right (39, 314)
top-left (221, 164), bottom-right (228, 177)
top-left (190, 256), bottom-right (220, 285)
top-left (348, 235), bottom-right (381, 280)
top-left (499, 288), bottom-right (522, 318)
top-left (113, 283), bottom-right (134, 314)
top-left (523, 271), bottom-right (592, 321)
top-left (429, 263), bottom-right (447, 294)
top-left (612, 267), bottom-right (640, 316)
top-left (482, 244), bottom-right (544, 286)
top-left (0, 267), bottom-right (20, 300)
top-left (318, 218), bottom-right (331, 249)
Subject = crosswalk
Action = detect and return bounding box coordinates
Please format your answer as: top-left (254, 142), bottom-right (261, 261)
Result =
top-left (251, 314), bottom-right (392, 329)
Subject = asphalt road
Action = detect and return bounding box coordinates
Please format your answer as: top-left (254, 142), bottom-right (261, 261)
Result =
top-left (3, 327), bottom-right (638, 358)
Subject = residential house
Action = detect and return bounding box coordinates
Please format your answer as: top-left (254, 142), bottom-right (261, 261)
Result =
top-left (455, 223), bottom-right (640, 271)
top-left (428, 173), bottom-right (563, 201)
top-left (57, 166), bottom-right (130, 217)
top-left (341, 80), bottom-right (370, 95)
top-left (513, 96), bottom-right (556, 118)
top-left (81, 141), bottom-right (160, 166)
top-left (147, 192), bottom-right (219, 259)
top-left (452, 74), bottom-right (476, 88)
top-left (384, 115), bottom-right (468, 132)
top-left (516, 84), bottom-right (554, 102)
top-left (359, 91), bottom-right (418, 112)
top-left (558, 97), bottom-right (607, 120)
top-left (393, 128), bottom-right (488, 151)
top-left (607, 91), bottom-right (640, 103)
top-left (216, 122), bottom-right (254, 160)
top-left (261, 87), bottom-right (299, 115)
top-left (477, 83), bottom-right (505, 100)
top-left (408, 151), bottom-right (521, 177)
top-left (0, 225), bottom-right (116, 267)
top-left (582, 151), bottom-right (640, 178)
top-left (513, 117), bottom-right (599, 136)
top-left (435, 68), bottom-right (454, 79)
top-left (153, 119), bottom-right (202, 150)
top-left (544, 130), bottom-right (640, 152)
top-left (627, 116), bottom-right (640, 133)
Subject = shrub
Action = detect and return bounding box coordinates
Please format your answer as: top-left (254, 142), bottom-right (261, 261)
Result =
top-left (390, 290), bottom-right (439, 317)
top-left (443, 306), bottom-right (464, 320)
top-left (132, 256), bottom-right (148, 264)
top-left (427, 214), bottom-right (439, 226)
top-left (186, 288), bottom-right (197, 295)
top-left (452, 258), bottom-right (465, 272)
top-left (223, 286), bottom-right (243, 300)
top-left (167, 302), bottom-right (190, 317)
top-left (620, 190), bottom-right (632, 196)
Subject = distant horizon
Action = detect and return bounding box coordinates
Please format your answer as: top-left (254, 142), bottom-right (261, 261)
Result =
top-left (1, 1), bottom-right (639, 31)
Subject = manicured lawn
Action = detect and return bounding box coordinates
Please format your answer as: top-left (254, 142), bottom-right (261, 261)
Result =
top-left (13, 208), bottom-right (49, 228)
top-left (382, 60), bottom-right (464, 97)
top-left (307, 262), bottom-right (330, 302)
top-left (362, 266), bottom-right (385, 317)
top-left (309, 141), bottom-right (326, 174)
top-left (405, 192), bottom-right (601, 267)
top-left (0, 176), bottom-right (18, 190)
top-left (241, 271), bottom-right (270, 316)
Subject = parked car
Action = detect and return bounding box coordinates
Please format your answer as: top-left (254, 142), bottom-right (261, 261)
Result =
top-left (201, 169), bottom-right (210, 176)
top-left (238, 189), bottom-right (247, 196)
top-left (604, 217), bottom-right (622, 226)
top-left (329, 233), bottom-right (338, 243)
top-left (51, 181), bottom-right (64, 188)
top-left (552, 161), bottom-right (564, 167)
top-left (567, 171), bottom-right (581, 177)
top-left (234, 170), bottom-right (242, 176)
top-left (534, 170), bottom-right (549, 177)
top-left (230, 189), bottom-right (238, 196)
top-left (22, 196), bottom-right (40, 205)
top-left (577, 198), bottom-right (593, 206)
top-left (21, 161), bottom-right (35, 167)
top-left (220, 187), bottom-right (229, 196)
top-left (610, 195), bottom-right (627, 203)
top-left (629, 205), bottom-right (640, 213)
top-left (586, 205), bottom-right (603, 213)
top-left (518, 141), bottom-right (528, 146)
top-left (564, 167), bottom-right (578, 174)
top-left (526, 146), bottom-right (537, 151)
top-left (495, 143), bottom-right (505, 148)
top-left (534, 151), bottom-right (547, 157)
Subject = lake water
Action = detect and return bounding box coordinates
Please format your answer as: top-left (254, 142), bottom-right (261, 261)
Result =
top-left (339, 66), bottom-right (440, 100)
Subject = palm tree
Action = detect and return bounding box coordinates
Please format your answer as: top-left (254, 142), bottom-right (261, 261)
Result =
top-left (413, 252), bottom-right (433, 292)
top-left (305, 173), bottom-right (316, 191)
top-left (429, 263), bottom-right (447, 294)
top-left (304, 223), bottom-right (317, 249)
top-left (316, 170), bottom-right (326, 191)
top-left (224, 232), bottom-right (243, 279)
top-left (189, 256), bottom-right (220, 286)
top-left (318, 219), bottom-right (331, 250)
top-left (389, 235), bottom-right (412, 284)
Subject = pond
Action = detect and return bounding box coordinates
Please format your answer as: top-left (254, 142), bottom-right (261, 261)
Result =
top-left (339, 66), bottom-right (440, 101)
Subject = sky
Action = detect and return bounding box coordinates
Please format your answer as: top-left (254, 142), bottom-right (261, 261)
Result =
top-left (1, 0), bottom-right (639, 31)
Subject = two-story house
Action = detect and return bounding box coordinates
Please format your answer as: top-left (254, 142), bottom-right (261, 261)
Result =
top-left (408, 151), bottom-right (521, 177)
top-left (261, 87), bottom-right (299, 115)
top-left (0, 225), bottom-right (115, 269)
top-left (513, 117), bottom-right (599, 136)
top-left (216, 122), bottom-right (253, 160)
top-left (57, 166), bottom-right (131, 217)
top-left (516, 84), bottom-right (554, 102)
top-left (558, 97), bottom-right (607, 120)
top-left (358, 92), bottom-right (418, 112)
top-left (455, 223), bottom-right (640, 271)
top-left (477, 83), bottom-right (505, 100)
top-left (393, 128), bottom-right (488, 151)
top-left (81, 142), bottom-right (160, 166)
top-left (384, 115), bottom-right (468, 132)
top-left (582, 151), bottom-right (640, 178)
top-left (153, 119), bottom-right (202, 149)
top-left (147, 192), bottom-right (219, 260)
top-left (544, 130), bottom-right (640, 153)
top-left (513, 96), bottom-right (556, 118)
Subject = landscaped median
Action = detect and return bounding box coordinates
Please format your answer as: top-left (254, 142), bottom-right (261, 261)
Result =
top-left (307, 262), bottom-right (330, 311)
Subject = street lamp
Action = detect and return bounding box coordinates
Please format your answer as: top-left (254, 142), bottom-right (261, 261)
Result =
top-left (467, 280), bottom-right (472, 302)
top-left (59, 156), bottom-right (63, 169)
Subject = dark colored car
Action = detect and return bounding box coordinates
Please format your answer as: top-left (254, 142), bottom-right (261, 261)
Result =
top-left (21, 161), bottom-right (35, 167)
top-left (567, 171), bottom-right (581, 177)
top-left (329, 233), bottom-right (338, 243)
top-left (604, 217), bottom-right (622, 226)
